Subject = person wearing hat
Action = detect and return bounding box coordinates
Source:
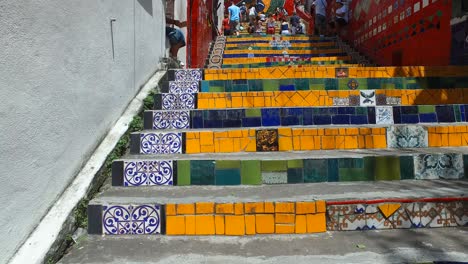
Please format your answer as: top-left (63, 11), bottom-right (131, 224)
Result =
top-left (239, 2), bottom-right (248, 22)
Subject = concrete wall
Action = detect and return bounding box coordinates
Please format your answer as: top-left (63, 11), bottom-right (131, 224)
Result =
top-left (0, 0), bottom-right (166, 262)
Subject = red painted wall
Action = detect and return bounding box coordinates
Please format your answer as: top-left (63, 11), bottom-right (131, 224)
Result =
top-left (347, 0), bottom-right (452, 66)
top-left (188, 0), bottom-right (216, 68)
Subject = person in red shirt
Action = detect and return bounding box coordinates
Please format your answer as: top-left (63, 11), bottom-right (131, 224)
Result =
top-left (222, 13), bottom-right (231, 36)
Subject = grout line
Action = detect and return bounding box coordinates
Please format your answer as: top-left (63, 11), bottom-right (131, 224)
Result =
top-left (9, 71), bottom-right (166, 264)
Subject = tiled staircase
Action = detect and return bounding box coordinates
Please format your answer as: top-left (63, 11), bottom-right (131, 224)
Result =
top-left (88, 34), bottom-right (468, 238)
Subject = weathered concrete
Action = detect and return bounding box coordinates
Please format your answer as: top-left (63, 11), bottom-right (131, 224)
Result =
top-left (91, 179), bottom-right (468, 204)
top-left (59, 228), bottom-right (468, 264)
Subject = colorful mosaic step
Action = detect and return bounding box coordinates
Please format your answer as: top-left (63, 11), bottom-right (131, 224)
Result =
top-left (223, 48), bottom-right (344, 55)
top-left (112, 153), bottom-right (468, 187)
top-left (224, 41), bottom-right (337, 49)
top-left (203, 66), bottom-right (468, 80)
top-left (201, 76), bottom-right (468, 92)
top-left (87, 180), bottom-right (468, 236)
top-left (144, 105), bottom-right (468, 130)
top-left (221, 61), bottom-right (352, 69)
top-left (222, 56), bottom-right (350, 65)
top-left (130, 125), bottom-right (468, 154)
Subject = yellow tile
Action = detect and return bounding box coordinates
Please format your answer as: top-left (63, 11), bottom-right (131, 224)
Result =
top-left (166, 204), bottom-right (176, 216)
top-left (365, 135), bottom-right (374, 148)
top-left (344, 136), bottom-right (358, 149)
top-left (275, 202), bottom-right (295, 213)
top-left (300, 135), bottom-right (315, 150)
top-left (166, 216), bottom-right (185, 235)
top-left (279, 136), bottom-right (293, 151)
top-left (196, 202), bottom-right (214, 214)
top-left (316, 200), bottom-right (326, 213)
top-left (177, 203), bottom-right (195, 215)
top-left (249, 129), bottom-right (256, 137)
top-left (197, 99), bottom-right (209, 109)
top-left (245, 202), bottom-right (265, 214)
top-left (215, 215), bottom-right (225, 235)
top-left (216, 203), bottom-right (234, 214)
top-left (228, 130), bottom-right (243, 138)
top-left (358, 135), bottom-right (366, 148)
top-left (306, 213), bottom-right (326, 233)
top-left (346, 128), bottom-right (359, 135)
top-left (264, 202), bottom-right (275, 213)
top-left (360, 128), bottom-right (371, 135)
top-left (317, 129), bottom-right (324, 135)
top-left (186, 132), bottom-right (199, 139)
top-left (278, 127), bottom-right (292, 136)
top-left (296, 201), bottom-right (316, 214)
top-left (200, 145), bottom-right (215, 153)
top-left (245, 215), bottom-right (256, 235)
top-left (235, 203), bottom-right (244, 215)
top-left (219, 138), bottom-right (234, 153)
top-left (295, 215), bottom-right (307, 234)
top-left (256, 214), bottom-right (275, 234)
top-left (339, 128), bottom-right (347, 135)
top-left (232, 96), bottom-right (243, 108)
top-left (185, 215), bottom-right (196, 235)
top-left (293, 129), bottom-right (304, 136)
top-left (448, 134), bottom-right (462, 146)
top-left (253, 96), bottom-right (265, 107)
top-left (293, 136), bottom-right (301, 150)
top-left (214, 131), bottom-right (228, 138)
top-left (441, 134), bottom-right (449, 146)
top-left (275, 213), bottom-right (295, 224)
top-left (373, 135), bottom-right (387, 148)
top-left (322, 136), bottom-right (336, 150)
top-left (199, 132), bottom-right (213, 146)
top-left (185, 139), bottom-right (200, 154)
top-left (325, 128), bottom-right (339, 135)
top-left (245, 138), bottom-right (257, 152)
top-left (335, 135), bottom-right (345, 149)
top-left (276, 224), bottom-right (295, 234)
top-left (225, 215), bottom-right (245, 235)
top-left (195, 215), bottom-right (215, 235)
top-left (428, 133), bottom-right (441, 147)
top-left (214, 98), bottom-right (227, 109)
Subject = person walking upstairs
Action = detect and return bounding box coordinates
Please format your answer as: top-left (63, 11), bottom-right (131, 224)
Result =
top-left (312, 0), bottom-right (327, 36)
top-left (228, 0), bottom-right (241, 36)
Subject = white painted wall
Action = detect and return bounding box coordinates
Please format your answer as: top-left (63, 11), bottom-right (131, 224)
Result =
top-left (0, 0), bottom-right (166, 262)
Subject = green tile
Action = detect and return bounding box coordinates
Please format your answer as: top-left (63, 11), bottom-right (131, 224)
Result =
top-left (209, 86), bottom-right (225, 92)
top-left (418, 105), bottom-right (435, 113)
top-left (287, 168), bottom-right (304, 183)
top-left (287, 159), bottom-right (304, 168)
top-left (215, 169), bottom-right (241, 185)
top-left (309, 84), bottom-right (325, 90)
top-left (176, 160), bottom-right (191, 186)
top-left (400, 156), bottom-right (415, 180)
top-left (191, 160), bottom-right (215, 185)
top-left (263, 79), bottom-right (279, 91)
top-left (374, 157), bottom-right (400, 180)
top-left (339, 168), bottom-right (373, 181)
top-left (294, 79), bottom-right (309, 90)
top-left (215, 160), bottom-right (241, 169)
top-left (241, 160), bottom-right (261, 185)
top-left (338, 78), bottom-right (349, 90)
top-left (279, 79), bottom-right (294, 85)
top-left (245, 109), bottom-right (261, 117)
top-left (303, 159), bottom-right (328, 182)
top-left (261, 160), bottom-right (287, 172)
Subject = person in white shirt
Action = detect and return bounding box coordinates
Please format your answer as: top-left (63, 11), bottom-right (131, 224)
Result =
top-left (312, 0), bottom-right (327, 36)
top-left (329, 0), bottom-right (348, 35)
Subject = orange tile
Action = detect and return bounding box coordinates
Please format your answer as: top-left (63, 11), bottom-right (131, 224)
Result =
top-left (293, 136), bottom-right (301, 150)
top-left (296, 201), bottom-right (316, 214)
top-left (448, 134), bottom-right (462, 146)
top-left (300, 135), bottom-right (315, 150)
top-left (428, 133), bottom-right (441, 147)
top-left (199, 132), bottom-right (213, 146)
top-left (276, 224), bottom-right (295, 234)
top-left (214, 98), bottom-right (227, 108)
top-left (295, 215), bottom-right (307, 234)
top-left (365, 135), bottom-right (374, 148)
top-left (166, 204), bottom-right (176, 216)
top-left (235, 203), bottom-right (244, 215)
top-left (200, 145), bottom-right (215, 153)
top-left (245, 215), bottom-right (256, 235)
top-left (245, 202), bottom-right (265, 214)
top-left (275, 202), bottom-right (295, 213)
top-left (264, 202), bottom-right (275, 213)
top-left (216, 203), bottom-right (234, 214)
top-left (254, 96), bottom-right (265, 107)
top-left (278, 127), bottom-right (292, 136)
top-left (228, 130), bottom-right (243, 138)
top-left (185, 215), bottom-right (196, 235)
top-left (279, 136), bottom-right (293, 151)
top-left (195, 215), bottom-right (215, 235)
top-left (306, 213), bottom-right (326, 233)
top-left (218, 138), bottom-right (234, 153)
top-left (249, 129), bottom-right (256, 137)
top-left (339, 128), bottom-right (347, 135)
top-left (166, 216), bottom-right (185, 235)
top-left (440, 134), bottom-right (449, 146)
top-left (317, 129), bottom-right (324, 136)
top-left (373, 135), bottom-right (387, 148)
top-left (225, 215), bottom-right (245, 235)
top-left (357, 135), bottom-right (366, 148)
top-left (186, 132), bottom-right (199, 139)
top-left (360, 128), bottom-right (372, 135)
top-left (275, 213), bottom-right (295, 224)
top-left (344, 136), bottom-right (358, 149)
top-left (372, 128), bottom-right (382, 135)
top-left (196, 202), bottom-right (214, 214)
top-left (325, 128), bottom-right (339, 136)
top-left (197, 99), bottom-right (209, 109)
top-left (316, 200), bottom-right (326, 213)
top-left (231, 96), bottom-right (243, 108)
top-left (244, 138), bottom-right (257, 152)
top-left (256, 214), bottom-right (275, 234)
top-left (322, 136), bottom-right (336, 150)
top-left (335, 135), bottom-right (345, 149)
top-left (177, 203), bottom-right (195, 215)
top-left (436, 126), bottom-right (449, 133)
top-left (215, 215), bottom-right (225, 235)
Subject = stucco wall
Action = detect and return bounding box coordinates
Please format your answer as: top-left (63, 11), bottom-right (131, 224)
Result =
top-left (0, 0), bottom-right (166, 262)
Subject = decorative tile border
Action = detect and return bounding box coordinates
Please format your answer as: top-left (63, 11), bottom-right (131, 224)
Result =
top-left (208, 36), bottom-right (226, 69)
top-left (153, 93), bottom-right (196, 110)
top-left (414, 154), bottom-right (464, 180)
top-left (168, 81), bottom-right (199, 94)
top-left (387, 125), bottom-right (428, 148)
top-left (173, 69), bottom-right (203, 82)
top-left (165, 201), bottom-right (327, 235)
top-left (102, 204), bottom-right (161, 235)
top-left (150, 110), bottom-right (190, 130)
top-left (118, 160), bottom-right (175, 186)
top-left (131, 132), bottom-right (183, 154)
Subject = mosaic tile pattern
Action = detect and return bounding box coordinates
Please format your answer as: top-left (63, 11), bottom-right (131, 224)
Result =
top-left (140, 132), bottom-right (182, 154)
top-left (414, 154), bottom-right (464, 180)
top-left (102, 204), bottom-right (161, 235)
top-left (169, 81), bottom-right (199, 94)
top-left (165, 200), bottom-right (327, 235)
top-left (327, 201), bottom-right (468, 231)
top-left (359, 90), bottom-right (376, 106)
top-left (160, 93), bottom-right (196, 110)
top-left (256, 129), bottom-right (278, 151)
top-left (387, 126), bottom-right (428, 148)
top-left (376, 106), bottom-right (394, 124)
top-left (208, 36), bottom-right (226, 69)
top-left (123, 160), bottom-right (174, 186)
top-left (174, 69), bottom-right (203, 82)
top-left (152, 110), bottom-right (190, 130)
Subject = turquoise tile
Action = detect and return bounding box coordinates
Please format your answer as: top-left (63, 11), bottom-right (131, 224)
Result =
top-left (191, 160), bottom-right (215, 185)
top-left (303, 159), bottom-right (328, 182)
top-left (287, 168), bottom-right (304, 183)
top-left (400, 156), bottom-right (414, 179)
top-left (215, 169), bottom-right (241, 185)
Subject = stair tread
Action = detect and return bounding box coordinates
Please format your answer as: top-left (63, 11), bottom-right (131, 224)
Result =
top-left (91, 179), bottom-right (468, 205)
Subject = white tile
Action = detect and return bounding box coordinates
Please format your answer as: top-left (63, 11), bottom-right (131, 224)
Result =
top-left (376, 106), bottom-right (394, 125)
top-left (414, 2), bottom-right (421, 13)
top-left (388, 5), bottom-right (393, 14)
top-left (360, 90), bottom-right (376, 106)
top-left (423, 0), bottom-right (429, 8)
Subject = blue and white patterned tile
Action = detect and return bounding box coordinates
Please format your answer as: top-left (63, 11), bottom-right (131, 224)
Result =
top-left (365, 211), bottom-right (393, 229)
top-left (387, 125), bottom-right (428, 148)
top-left (152, 110), bottom-right (190, 129)
top-left (376, 106), bottom-right (394, 124)
top-left (140, 132), bottom-right (182, 154)
top-left (386, 97), bottom-right (402, 105)
top-left (169, 81), bottom-right (199, 94)
top-left (123, 160), bottom-right (174, 186)
top-left (162, 93), bottom-right (195, 110)
top-left (102, 204), bottom-right (161, 235)
top-left (404, 203), bottom-right (423, 228)
top-left (391, 207), bottom-right (413, 229)
top-left (175, 69), bottom-right (203, 82)
top-left (414, 154), bottom-right (464, 180)
top-left (359, 90), bottom-right (376, 106)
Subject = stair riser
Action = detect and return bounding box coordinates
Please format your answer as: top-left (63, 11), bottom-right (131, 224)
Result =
top-left (130, 125), bottom-right (468, 155)
top-left (144, 105), bottom-right (468, 130)
top-left (112, 154), bottom-right (468, 187)
top-left (221, 61), bottom-right (350, 68)
top-left (223, 52), bottom-right (347, 58)
top-left (87, 199), bottom-right (468, 236)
